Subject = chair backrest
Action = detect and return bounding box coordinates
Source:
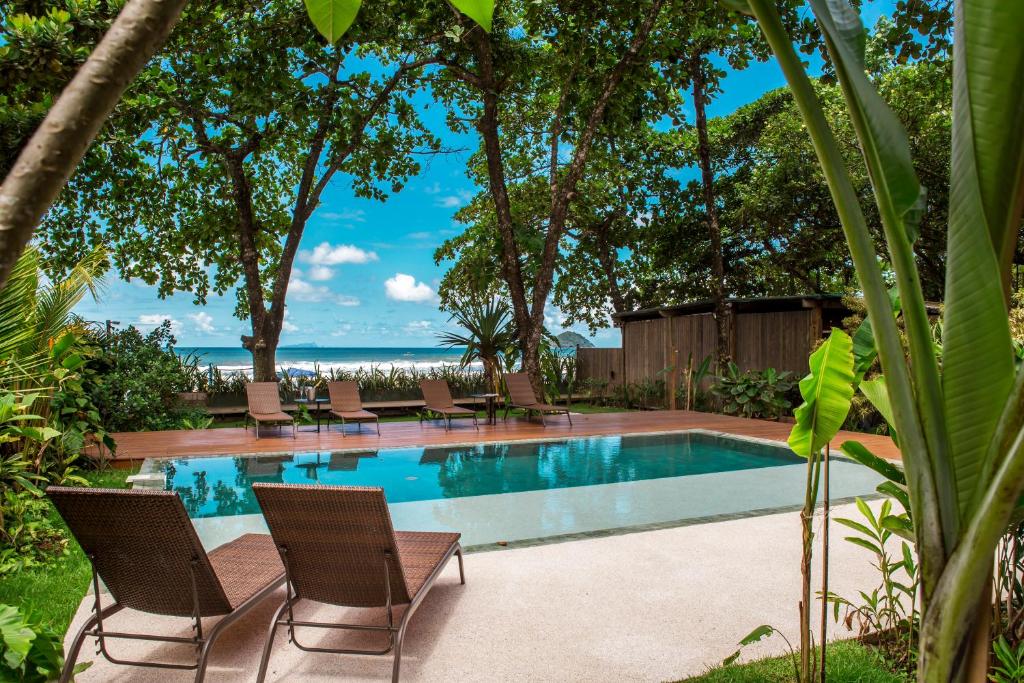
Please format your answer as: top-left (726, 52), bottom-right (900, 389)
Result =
top-left (505, 372), bottom-right (540, 406)
top-left (252, 484), bottom-right (412, 607)
top-left (419, 379), bottom-right (454, 409)
top-left (47, 487), bottom-right (233, 617)
top-left (246, 382), bottom-right (283, 414)
top-left (327, 381), bottom-right (363, 412)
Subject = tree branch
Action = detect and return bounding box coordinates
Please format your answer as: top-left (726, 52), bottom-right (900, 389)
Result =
top-left (0, 0), bottom-right (188, 288)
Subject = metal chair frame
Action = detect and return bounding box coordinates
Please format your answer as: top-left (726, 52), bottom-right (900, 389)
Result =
top-left (60, 555), bottom-right (284, 683)
top-left (418, 408), bottom-right (479, 432)
top-left (256, 544), bottom-right (465, 683)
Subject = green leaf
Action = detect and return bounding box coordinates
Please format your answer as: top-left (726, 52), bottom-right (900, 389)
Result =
top-left (858, 376), bottom-right (899, 446)
top-left (941, 0), bottom-right (1021, 521)
top-left (0, 604), bottom-right (35, 669)
top-left (881, 514), bottom-right (915, 541)
top-left (722, 625), bottom-right (775, 666)
top-left (840, 440), bottom-right (905, 485)
top-left (789, 328), bottom-right (856, 458)
top-left (807, 0), bottom-right (924, 243)
top-left (845, 536), bottom-right (884, 556)
top-left (303, 0), bottom-right (362, 43)
top-left (449, 0), bottom-right (494, 32)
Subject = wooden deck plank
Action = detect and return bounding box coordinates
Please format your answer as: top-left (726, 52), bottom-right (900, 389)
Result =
top-left (105, 410), bottom-right (899, 464)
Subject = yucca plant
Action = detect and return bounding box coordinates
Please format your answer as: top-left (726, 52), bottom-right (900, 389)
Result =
top-left (734, 0), bottom-right (1024, 679)
top-left (437, 299), bottom-right (518, 396)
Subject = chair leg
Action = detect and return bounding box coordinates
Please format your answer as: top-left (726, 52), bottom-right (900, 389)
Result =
top-left (341, 417), bottom-right (346, 438)
top-left (540, 410), bottom-right (546, 427)
top-left (473, 414), bottom-right (479, 430)
top-left (58, 611), bottom-right (100, 683)
top-left (566, 410), bottom-right (573, 426)
top-left (256, 599), bottom-right (291, 683)
top-left (376, 418), bottom-right (381, 436)
top-left (392, 618), bottom-right (410, 683)
top-left (456, 546), bottom-right (466, 584)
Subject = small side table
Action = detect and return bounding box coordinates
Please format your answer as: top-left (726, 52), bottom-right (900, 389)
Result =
top-left (471, 393), bottom-right (500, 425)
top-left (295, 397), bottom-right (330, 432)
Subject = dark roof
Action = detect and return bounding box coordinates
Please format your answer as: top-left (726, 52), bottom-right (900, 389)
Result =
top-left (611, 294), bottom-right (848, 324)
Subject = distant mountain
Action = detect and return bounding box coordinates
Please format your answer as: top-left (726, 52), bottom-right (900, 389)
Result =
top-left (555, 331), bottom-right (594, 349)
top-left (280, 342), bottom-right (320, 349)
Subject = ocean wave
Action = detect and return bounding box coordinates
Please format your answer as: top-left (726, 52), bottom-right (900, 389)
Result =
top-left (209, 360), bottom-right (485, 377)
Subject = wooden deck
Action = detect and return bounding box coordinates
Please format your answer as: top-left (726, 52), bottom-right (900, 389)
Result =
top-left (106, 410), bottom-right (899, 464)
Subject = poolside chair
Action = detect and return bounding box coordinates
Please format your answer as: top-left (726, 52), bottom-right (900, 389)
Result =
top-left (502, 372), bottom-right (572, 426)
top-left (419, 379), bottom-right (478, 431)
top-left (326, 380), bottom-right (380, 436)
top-left (47, 486), bottom-right (285, 683)
top-left (251, 483), bottom-right (465, 683)
top-left (245, 382), bottom-right (295, 439)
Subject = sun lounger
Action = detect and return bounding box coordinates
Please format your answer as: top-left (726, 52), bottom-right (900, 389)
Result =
top-left (251, 483), bottom-right (464, 683)
top-left (418, 379), bottom-right (478, 431)
top-left (326, 381), bottom-right (380, 436)
top-left (502, 372), bottom-right (572, 426)
top-left (245, 382), bottom-right (295, 439)
top-left (48, 486), bottom-right (285, 683)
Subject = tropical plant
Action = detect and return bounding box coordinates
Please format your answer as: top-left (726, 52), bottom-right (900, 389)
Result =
top-left (737, 0), bottom-right (1024, 678)
top-left (0, 602), bottom-right (79, 682)
top-left (990, 636), bottom-right (1024, 683)
top-left (437, 299), bottom-right (517, 396)
top-left (712, 363), bottom-right (796, 420)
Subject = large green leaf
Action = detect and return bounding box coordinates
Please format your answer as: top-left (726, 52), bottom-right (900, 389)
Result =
top-left (807, 0), bottom-right (924, 242)
top-left (789, 328), bottom-right (856, 458)
top-left (859, 376), bottom-right (899, 447)
top-left (942, 0), bottom-right (1018, 521)
top-left (951, 0), bottom-right (1024, 273)
top-left (303, 0), bottom-right (361, 43)
top-left (450, 0), bottom-right (494, 32)
top-left (840, 439), bottom-right (905, 486)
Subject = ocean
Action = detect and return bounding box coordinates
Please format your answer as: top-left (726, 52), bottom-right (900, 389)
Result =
top-left (177, 346), bottom-right (479, 376)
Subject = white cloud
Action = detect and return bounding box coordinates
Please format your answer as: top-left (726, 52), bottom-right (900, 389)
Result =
top-left (407, 231), bottom-right (433, 241)
top-left (434, 189), bottom-right (474, 209)
top-left (404, 320), bottom-right (433, 333)
top-left (188, 311), bottom-right (216, 333)
top-left (384, 273), bottom-right (437, 304)
top-left (320, 208), bottom-right (366, 223)
top-left (289, 278), bottom-right (361, 306)
top-left (137, 314), bottom-right (182, 335)
top-left (308, 265), bottom-right (334, 281)
top-left (282, 320), bottom-right (299, 333)
top-left (299, 242), bottom-right (378, 267)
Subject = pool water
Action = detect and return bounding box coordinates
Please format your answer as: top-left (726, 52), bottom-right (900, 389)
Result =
top-left (161, 432), bottom-right (800, 519)
top-left (151, 431), bottom-right (885, 548)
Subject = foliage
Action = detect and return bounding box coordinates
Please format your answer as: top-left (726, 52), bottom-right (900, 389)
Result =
top-left (437, 299), bottom-right (517, 395)
top-left (0, 602), bottom-right (77, 682)
top-left (85, 321), bottom-right (198, 432)
top-left (703, 639), bottom-right (904, 683)
top-left (712, 363), bottom-right (795, 420)
top-left (741, 0), bottom-right (1024, 678)
top-left (829, 498), bottom-right (919, 670)
top-left (0, 491), bottom-right (68, 576)
top-left (990, 636), bottom-right (1024, 683)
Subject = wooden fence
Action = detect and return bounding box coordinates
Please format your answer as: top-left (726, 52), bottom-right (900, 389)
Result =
top-left (578, 308), bottom-right (820, 402)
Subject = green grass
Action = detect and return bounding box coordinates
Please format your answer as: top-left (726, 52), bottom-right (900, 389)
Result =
top-left (682, 641), bottom-right (908, 682)
top-left (0, 466), bottom-right (136, 635)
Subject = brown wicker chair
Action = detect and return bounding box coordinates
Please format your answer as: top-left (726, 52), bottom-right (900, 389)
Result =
top-left (418, 379), bottom-right (478, 431)
top-left (251, 484), bottom-right (464, 683)
top-left (503, 372), bottom-right (572, 426)
top-left (245, 382), bottom-right (295, 439)
top-left (47, 486), bottom-right (285, 683)
top-left (326, 381), bottom-right (380, 436)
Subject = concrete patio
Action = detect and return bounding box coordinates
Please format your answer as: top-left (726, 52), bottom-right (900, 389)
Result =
top-left (66, 500), bottom-right (886, 681)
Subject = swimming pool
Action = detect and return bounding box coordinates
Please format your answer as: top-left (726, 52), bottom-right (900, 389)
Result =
top-left (147, 431), bottom-right (885, 548)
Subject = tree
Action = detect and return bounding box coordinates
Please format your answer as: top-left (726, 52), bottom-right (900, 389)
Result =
top-left (427, 0), bottom-right (670, 398)
top-left (39, 0), bottom-right (440, 380)
top-left (742, 0), bottom-right (1024, 679)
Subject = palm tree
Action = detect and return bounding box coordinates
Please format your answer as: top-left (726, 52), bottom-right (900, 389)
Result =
top-left (0, 245), bottom-right (106, 391)
top-left (437, 299), bottom-right (517, 396)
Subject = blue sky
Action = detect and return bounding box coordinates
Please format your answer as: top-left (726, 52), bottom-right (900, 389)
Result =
top-left (73, 2), bottom-right (893, 349)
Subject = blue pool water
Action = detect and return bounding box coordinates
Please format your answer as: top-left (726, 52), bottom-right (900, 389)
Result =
top-left (161, 432), bottom-right (806, 520)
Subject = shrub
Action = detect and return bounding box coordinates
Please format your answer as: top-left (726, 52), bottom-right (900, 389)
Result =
top-left (86, 321), bottom-right (198, 431)
top-left (711, 364), bottom-right (795, 420)
top-left (0, 603), bottom-right (79, 682)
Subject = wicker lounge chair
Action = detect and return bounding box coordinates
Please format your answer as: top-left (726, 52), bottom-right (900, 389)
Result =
top-left (419, 379), bottom-right (478, 431)
top-left (326, 381), bottom-right (380, 436)
top-left (245, 382), bottom-right (295, 439)
top-left (251, 483), bottom-right (465, 683)
top-left (503, 372), bottom-right (572, 426)
top-left (48, 486), bottom-right (285, 683)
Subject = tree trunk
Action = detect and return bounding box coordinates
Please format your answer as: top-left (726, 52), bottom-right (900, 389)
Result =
top-left (243, 329), bottom-right (279, 382)
top-left (691, 54), bottom-right (729, 368)
top-left (0, 0), bottom-right (188, 289)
